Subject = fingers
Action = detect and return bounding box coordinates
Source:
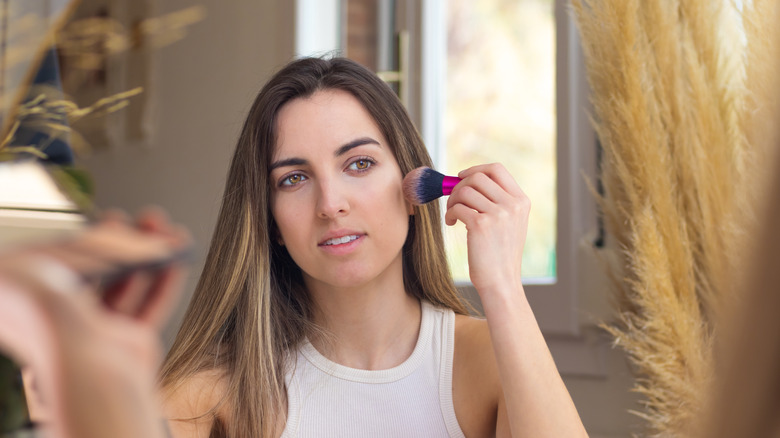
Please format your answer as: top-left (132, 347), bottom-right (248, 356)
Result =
top-left (449, 172), bottom-right (505, 206)
top-left (445, 203), bottom-right (480, 227)
top-left (102, 267), bottom-right (186, 329)
top-left (457, 163), bottom-right (525, 198)
top-left (135, 206), bottom-right (193, 251)
top-left (0, 206), bottom-right (191, 331)
top-left (10, 207), bottom-right (192, 327)
top-left (443, 164), bottom-right (530, 291)
top-left (102, 271), bottom-right (155, 316)
top-left (97, 207), bottom-right (191, 326)
top-left (71, 224), bottom-right (174, 269)
top-left (100, 206), bottom-right (187, 248)
top-left (98, 209), bottom-right (131, 225)
top-left (40, 245), bottom-right (115, 281)
top-left (135, 264), bottom-right (188, 330)
top-left (445, 163), bottom-right (529, 227)
top-left (135, 206), bottom-right (172, 234)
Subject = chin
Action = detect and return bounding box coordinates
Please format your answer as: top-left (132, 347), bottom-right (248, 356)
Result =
top-left (324, 272), bottom-right (373, 289)
top-left (309, 266), bottom-right (379, 290)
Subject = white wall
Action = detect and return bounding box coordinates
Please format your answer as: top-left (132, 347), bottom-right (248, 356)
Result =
top-left (563, 241), bottom-right (644, 437)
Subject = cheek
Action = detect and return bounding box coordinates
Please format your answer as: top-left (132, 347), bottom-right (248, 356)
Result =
top-left (366, 179), bottom-right (409, 229)
top-left (271, 201), bottom-right (301, 243)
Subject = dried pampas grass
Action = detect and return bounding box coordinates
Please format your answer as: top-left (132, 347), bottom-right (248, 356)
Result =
top-left (571, 0), bottom-right (779, 436)
top-left (56, 6), bottom-right (207, 71)
top-left (0, 85), bottom-right (143, 161)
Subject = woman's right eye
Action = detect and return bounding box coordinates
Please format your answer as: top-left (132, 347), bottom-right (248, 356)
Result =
top-left (280, 173), bottom-right (307, 187)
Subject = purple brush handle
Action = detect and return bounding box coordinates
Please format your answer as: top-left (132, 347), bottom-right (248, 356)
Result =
top-left (441, 176), bottom-right (461, 196)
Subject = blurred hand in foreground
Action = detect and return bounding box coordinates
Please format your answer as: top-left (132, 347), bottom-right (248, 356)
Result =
top-left (0, 208), bottom-right (191, 438)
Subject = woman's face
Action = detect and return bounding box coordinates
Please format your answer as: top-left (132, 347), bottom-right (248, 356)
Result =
top-left (270, 89), bottom-right (412, 292)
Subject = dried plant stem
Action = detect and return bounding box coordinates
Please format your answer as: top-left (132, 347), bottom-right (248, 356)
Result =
top-left (0, 86), bottom-right (143, 161)
top-left (571, 0), bottom-right (778, 436)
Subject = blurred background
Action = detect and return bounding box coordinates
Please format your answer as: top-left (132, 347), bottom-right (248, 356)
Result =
top-left (0, 0), bottom-right (640, 436)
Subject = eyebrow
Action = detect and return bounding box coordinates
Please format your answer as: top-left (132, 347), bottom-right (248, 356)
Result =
top-left (269, 137), bottom-right (381, 172)
top-left (335, 137), bottom-right (380, 157)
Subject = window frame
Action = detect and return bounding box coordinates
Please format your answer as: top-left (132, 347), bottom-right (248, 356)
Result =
top-left (295, 0), bottom-right (343, 57)
top-left (294, 0), bottom-right (600, 337)
top-left (418, 0), bottom-right (598, 336)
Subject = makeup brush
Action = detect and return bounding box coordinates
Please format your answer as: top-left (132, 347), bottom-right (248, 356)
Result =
top-left (402, 167), bottom-right (462, 205)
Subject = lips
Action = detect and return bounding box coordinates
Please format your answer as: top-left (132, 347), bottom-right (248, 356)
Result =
top-left (318, 230), bottom-right (365, 246)
top-left (321, 235), bottom-right (360, 246)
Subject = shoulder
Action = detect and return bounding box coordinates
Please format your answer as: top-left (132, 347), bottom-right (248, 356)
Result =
top-left (453, 315), bottom-right (502, 437)
top-left (161, 368), bottom-right (232, 437)
top-left (454, 314), bottom-right (500, 377)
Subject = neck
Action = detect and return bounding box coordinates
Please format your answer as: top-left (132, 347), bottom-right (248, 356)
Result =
top-left (305, 270), bottom-right (422, 370)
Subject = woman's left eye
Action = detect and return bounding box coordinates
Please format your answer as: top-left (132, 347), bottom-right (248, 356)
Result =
top-left (347, 158), bottom-right (375, 172)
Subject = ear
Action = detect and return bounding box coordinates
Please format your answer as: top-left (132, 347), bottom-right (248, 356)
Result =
top-left (406, 201), bottom-right (415, 216)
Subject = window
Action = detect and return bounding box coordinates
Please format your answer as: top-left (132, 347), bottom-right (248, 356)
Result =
top-left (421, 0), bottom-right (597, 334)
top-left (296, 0), bottom-right (598, 335)
top-left (443, 0), bottom-right (557, 283)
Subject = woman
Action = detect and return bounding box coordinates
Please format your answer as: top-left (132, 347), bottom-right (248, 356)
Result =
top-left (161, 57), bottom-right (586, 437)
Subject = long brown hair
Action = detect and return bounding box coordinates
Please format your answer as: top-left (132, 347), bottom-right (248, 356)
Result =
top-left (159, 57), bottom-right (467, 437)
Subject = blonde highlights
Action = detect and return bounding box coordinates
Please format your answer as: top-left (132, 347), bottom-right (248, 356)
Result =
top-left (160, 57), bottom-right (466, 437)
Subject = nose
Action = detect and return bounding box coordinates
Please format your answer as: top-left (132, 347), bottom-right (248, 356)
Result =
top-left (315, 179), bottom-right (350, 219)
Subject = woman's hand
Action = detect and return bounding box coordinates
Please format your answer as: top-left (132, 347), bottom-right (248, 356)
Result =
top-left (0, 208), bottom-right (191, 438)
top-left (445, 166), bottom-right (588, 437)
top-left (444, 163), bottom-right (530, 297)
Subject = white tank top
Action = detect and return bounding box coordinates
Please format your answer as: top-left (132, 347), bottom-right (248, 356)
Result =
top-left (280, 300), bottom-right (466, 438)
